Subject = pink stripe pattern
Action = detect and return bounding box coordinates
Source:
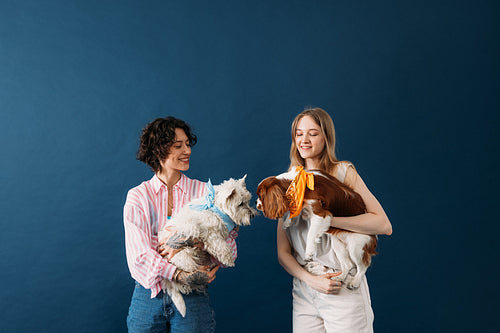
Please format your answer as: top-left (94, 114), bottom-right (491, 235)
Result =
top-left (124, 173), bottom-right (238, 298)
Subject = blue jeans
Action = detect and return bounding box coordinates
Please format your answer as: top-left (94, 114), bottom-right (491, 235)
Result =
top-left (127, 282), bottom-right (216, 333)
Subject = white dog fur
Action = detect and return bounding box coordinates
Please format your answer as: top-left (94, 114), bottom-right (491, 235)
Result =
top-left (158, 176), bottom-right (257, 317)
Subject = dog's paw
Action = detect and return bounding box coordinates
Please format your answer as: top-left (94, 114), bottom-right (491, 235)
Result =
top-left (345, 282), bottom-right (360, 290)
top-left (221, 259), bottom-right (235, 267)
top-left (304, 252), bottom-right (314, 261)
top-left (342, 273), bottom-right (354, 285)
top-left (345, 278), bottom-right (362, 290)
top-left (330, 272), bottom-right (347, 282)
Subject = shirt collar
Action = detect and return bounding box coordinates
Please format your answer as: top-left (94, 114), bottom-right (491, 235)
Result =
top-left (151, 173), bottom-right (188, 194)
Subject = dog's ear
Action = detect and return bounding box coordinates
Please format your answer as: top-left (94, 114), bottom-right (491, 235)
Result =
top-left (227, 188), bottom-right (236, 202)
top-left (262, 184), bottom-right (288, 219)
top-left (238, 175), bottom-right (247, 185)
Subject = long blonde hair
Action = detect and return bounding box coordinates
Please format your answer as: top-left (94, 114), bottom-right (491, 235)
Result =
top-left (289, 107), bottom-right (340, 174)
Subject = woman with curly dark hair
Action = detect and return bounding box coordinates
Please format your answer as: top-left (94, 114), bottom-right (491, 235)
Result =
top-left (123, 116), bottom-right (237, 332)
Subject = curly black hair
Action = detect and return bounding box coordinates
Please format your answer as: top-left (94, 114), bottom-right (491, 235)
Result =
top-left (136, 117), bottom-right (197, 173)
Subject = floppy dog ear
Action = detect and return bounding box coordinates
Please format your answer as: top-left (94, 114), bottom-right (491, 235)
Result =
top-left (262, 184), bottom-right (288, 219)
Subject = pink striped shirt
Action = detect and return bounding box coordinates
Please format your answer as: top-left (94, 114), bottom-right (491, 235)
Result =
top-left (124, 173), bottom-right (238, 298)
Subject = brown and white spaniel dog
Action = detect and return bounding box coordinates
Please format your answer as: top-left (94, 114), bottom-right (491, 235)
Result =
top-left (256, 168), bottom-right (377, 289)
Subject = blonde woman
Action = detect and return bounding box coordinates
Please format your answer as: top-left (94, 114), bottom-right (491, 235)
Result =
top-left (277, 107), bottom-right (392, 332)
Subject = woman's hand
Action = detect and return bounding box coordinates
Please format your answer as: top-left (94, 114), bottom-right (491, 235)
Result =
top-left (158, 227), bottom-right (204, 260)
top-left (175, 265), bottom-right (219, 286)
top-left (306, 272), bottom-right (343, 294)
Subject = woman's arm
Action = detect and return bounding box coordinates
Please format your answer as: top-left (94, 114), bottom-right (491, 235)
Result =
top-left (124, 202), bottom-right (177, 287)
top-left (277, 218), bottom-right (341, 294)
top-left (158, 226), bottom-right (204, 260)
top-left (159, 227), bottom-right (238, 267)
top-left (175, 265), bottom-right (219, 285)
top-left (330, 166), bottom-right (392, 235)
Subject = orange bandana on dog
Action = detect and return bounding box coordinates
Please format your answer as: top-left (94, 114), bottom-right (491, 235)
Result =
top-left (286, 166), bottom-right (315, 218)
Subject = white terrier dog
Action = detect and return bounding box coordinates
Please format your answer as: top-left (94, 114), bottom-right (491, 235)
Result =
top-left (158, 176), bottom-right (257, 317)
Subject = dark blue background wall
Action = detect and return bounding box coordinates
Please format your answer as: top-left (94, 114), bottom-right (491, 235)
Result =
top-left (1, 1), bottom-right (498, 332)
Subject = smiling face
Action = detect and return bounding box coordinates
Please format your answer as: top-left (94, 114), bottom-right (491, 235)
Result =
top-left (295, 115), bottom-right (325, 169)
top-left (160, 128), bottom-right (192, 173)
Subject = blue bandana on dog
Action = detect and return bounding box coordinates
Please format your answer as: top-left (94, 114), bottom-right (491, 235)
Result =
top-left (190, 179), bottom-right (236, 232)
